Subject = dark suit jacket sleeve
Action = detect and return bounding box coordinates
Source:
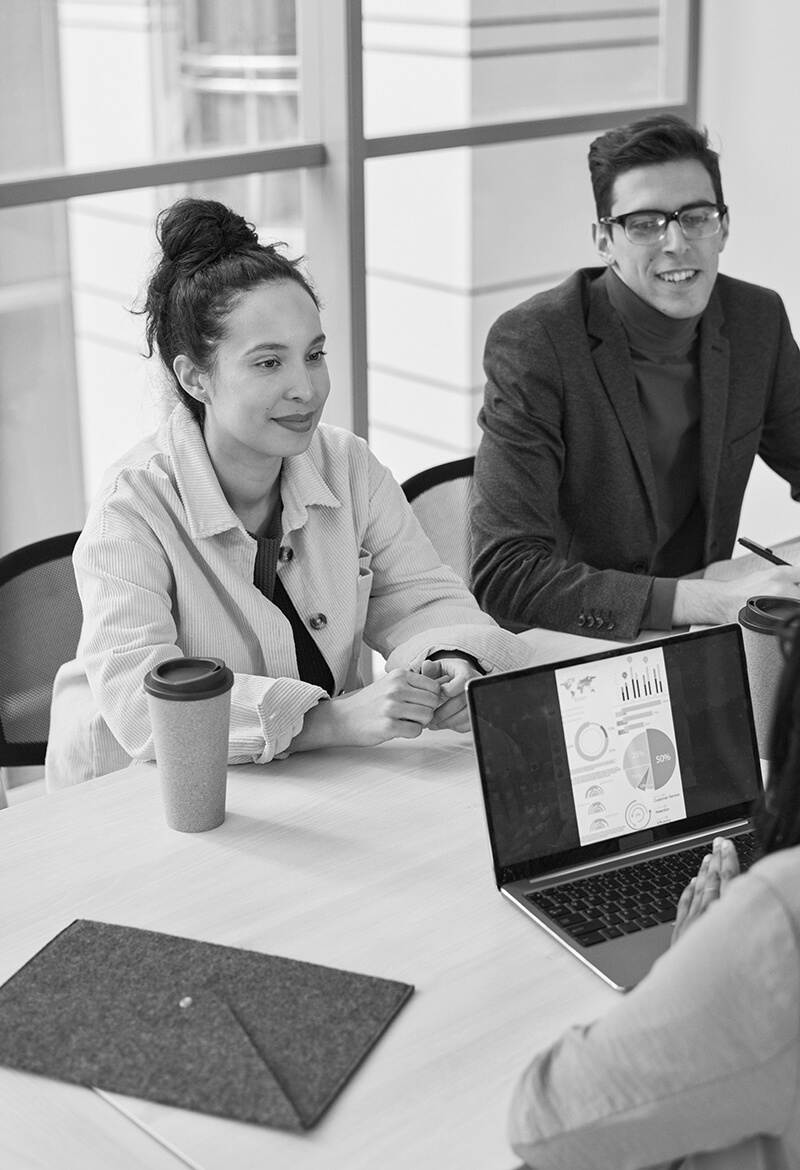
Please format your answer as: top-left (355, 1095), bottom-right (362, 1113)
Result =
top-left (756, 292), bottom-right (800, 495)
top-left (471, 308), bottom-right (652, 640)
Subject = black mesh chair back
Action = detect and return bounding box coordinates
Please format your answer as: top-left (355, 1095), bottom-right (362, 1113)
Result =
top-left (0, 532), bottom-right (82, 767)
top-left (401, 456), bottom-right (475, 584)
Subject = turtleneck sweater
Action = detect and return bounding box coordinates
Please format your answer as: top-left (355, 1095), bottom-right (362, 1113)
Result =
top-left (603, 267), bottom-right (706, 628)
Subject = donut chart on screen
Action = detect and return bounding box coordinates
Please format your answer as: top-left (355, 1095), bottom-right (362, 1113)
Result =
top-left (574, 721), bottom-right (609, 761)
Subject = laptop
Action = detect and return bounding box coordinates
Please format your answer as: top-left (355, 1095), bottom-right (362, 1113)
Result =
top-left (466, 623), bottom-right (764, 991)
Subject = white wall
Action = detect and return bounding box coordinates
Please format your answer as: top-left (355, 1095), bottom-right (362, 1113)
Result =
top-left (700, 0), bottom-right (800, 549)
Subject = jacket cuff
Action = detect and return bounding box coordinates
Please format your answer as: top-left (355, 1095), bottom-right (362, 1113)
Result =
top-left (642, 577), bottom-right (679, 631)
top-left (387, 625), bottom-right (535, 676)
top-left (245, 677), bottom-right (329, 763)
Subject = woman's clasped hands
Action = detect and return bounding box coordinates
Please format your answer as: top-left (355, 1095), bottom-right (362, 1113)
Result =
top-left (418, 656), bottom-right (482, 733)
top-left (296, 655), bottom-right (481, 750)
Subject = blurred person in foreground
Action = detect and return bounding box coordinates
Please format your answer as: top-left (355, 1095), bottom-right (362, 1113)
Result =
top-left (509, 615), bottom-right (800, 1169)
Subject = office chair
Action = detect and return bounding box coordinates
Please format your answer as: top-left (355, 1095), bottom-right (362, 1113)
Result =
top-left (0, 532), bottom-right (82, 803)
top-left (401, 456), bottom-right (475, 584)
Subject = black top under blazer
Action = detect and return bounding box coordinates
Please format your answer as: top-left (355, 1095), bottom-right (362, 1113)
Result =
top-left (471, 267), bottom-right (800, 640)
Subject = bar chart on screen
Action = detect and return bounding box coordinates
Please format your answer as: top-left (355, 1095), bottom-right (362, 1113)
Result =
top-left (619, 661), bottom-right (663, 702)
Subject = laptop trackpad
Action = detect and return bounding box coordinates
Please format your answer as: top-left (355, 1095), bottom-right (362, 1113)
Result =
top-left (583, 923), bottom-right (673, 991)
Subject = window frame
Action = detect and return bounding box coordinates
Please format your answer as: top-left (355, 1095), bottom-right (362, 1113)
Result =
top-left (0, 0), bottom-right (700, 439)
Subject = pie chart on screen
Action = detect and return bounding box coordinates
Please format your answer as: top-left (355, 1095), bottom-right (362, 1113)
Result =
top-left (623, 728), bottom-right (676, 791)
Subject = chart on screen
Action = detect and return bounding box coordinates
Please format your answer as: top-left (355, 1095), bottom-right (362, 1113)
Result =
top-left (555, 647), bottom-right (686, 844)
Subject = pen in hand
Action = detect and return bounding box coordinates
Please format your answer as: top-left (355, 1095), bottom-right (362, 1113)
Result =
top-left (737, 537), bottom-right (791, 566)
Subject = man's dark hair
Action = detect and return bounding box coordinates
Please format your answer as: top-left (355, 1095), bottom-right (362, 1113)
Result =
top-left (588, 114), bottom-right (725, 220)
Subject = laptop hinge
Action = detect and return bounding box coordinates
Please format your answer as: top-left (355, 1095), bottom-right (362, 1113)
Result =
top-left (516, 818), bottom-right (752, 889)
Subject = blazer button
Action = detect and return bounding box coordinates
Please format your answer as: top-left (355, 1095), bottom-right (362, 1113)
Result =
top-left (577, 613), bottom-right (586, 627)
top-left (278, 546), bottom-right (294, 562)
top-left (606, 620), bottom-right (616, 632)
top-left (594, 616), bottom-right (605, 629)
top-left (632, 561), bottom-right (648, 574)
top-left (585, 615), bottom-right (595, 628)
top-left (309, 613), bottom-right (327, 630)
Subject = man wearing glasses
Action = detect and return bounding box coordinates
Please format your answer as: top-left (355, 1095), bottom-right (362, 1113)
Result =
top-left (471, 114), bottom-right (800, 639)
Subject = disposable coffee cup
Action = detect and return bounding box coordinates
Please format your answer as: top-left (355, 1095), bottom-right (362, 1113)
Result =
top-left (738, 596), bottom-right (800, 760)
top-left (144, 657), bottom-right (234, 832)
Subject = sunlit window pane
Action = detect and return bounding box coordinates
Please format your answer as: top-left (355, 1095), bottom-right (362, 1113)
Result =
top-left (366, 135), bottom-right (599, 483)
top-left (2, 0), bottom-right (301, 176)
top-left (363, 0), bottom-right (690, 136)
top-left (0, 172), bottom-right (305, 554)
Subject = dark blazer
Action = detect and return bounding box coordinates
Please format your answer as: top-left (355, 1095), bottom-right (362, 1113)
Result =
top-left (471, 267), bottom-right (800, 640)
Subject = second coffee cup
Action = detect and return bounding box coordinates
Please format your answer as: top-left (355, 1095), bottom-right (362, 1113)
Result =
top-left (143, 657), bottom-right (234, 832)
top-left (738, 596), bottom-right (800, 760)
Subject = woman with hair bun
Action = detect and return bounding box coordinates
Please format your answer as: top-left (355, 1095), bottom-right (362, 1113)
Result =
top-left (46, 198), bottom-right (530, 785)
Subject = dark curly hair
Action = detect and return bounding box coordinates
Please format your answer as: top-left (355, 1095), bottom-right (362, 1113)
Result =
top-left (588, 115), bottom-right (725, 221)
top-left (140, 197), bottom-right (319, 422)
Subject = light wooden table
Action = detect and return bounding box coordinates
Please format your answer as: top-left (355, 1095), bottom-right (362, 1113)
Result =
top-left (7, 571), bottom-right (789, 1170)
top-left (0, 726), bottom-right (615, 1170)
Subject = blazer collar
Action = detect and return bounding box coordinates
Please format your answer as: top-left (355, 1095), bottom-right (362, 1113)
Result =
top-left (586, 273), bottom-right (659, 524)
top-left (696, 285), bottom-right (730, 544)
top-left (166, 404), bottom-right (341, 540)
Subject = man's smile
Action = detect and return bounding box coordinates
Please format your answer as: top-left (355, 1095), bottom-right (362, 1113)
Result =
top-left (655, 269), bottom-right (699, 283)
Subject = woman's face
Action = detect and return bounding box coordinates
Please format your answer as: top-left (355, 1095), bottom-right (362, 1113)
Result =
top-left (194, 279), bottom-right (330, 464)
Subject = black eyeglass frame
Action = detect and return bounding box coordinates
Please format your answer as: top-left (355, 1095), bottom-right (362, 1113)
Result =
top-left (599, 201), bottom-right (729, 244)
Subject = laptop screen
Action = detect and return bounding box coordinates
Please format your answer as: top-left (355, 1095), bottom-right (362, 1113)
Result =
top-left (467, 625), bottom-right (763, 886)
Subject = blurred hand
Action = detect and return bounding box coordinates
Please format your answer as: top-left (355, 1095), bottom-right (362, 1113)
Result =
top-left (419, 656), bottom-right (482, 733)
top-left (671, 836), bottom-right (740, 946)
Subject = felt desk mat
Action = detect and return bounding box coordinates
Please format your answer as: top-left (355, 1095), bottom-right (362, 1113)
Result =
top-left (0, 919), bottom-right (413, 1130)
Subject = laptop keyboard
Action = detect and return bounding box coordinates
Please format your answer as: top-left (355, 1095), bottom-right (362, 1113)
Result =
top-left (524, 833), bottom-right (760, 948)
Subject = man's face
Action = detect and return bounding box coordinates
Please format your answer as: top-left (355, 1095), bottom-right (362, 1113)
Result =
top-left (593, 158), bottom-right (728, 318)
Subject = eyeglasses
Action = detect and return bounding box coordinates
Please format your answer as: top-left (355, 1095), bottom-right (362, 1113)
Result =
top-left (778, 612), bottom-right (800, 661)
top-left (599, 202), bottom-right (728, 245)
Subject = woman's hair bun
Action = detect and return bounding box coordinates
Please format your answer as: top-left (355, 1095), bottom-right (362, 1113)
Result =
top-left (157, 198), bottom-right (258, 275)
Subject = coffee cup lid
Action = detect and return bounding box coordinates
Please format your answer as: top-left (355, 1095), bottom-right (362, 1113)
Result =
top-left (143, 657), bottom-right (234, 701)
top-left (738, 595), bottom-right (800, 634)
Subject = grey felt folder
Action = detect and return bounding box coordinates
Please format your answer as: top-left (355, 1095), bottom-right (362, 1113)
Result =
top-left (0, 919), bottom-right (414, 1130)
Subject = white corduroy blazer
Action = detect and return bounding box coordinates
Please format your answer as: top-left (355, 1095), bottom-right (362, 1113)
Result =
top-left (46, 404), bottom-right (530, 787)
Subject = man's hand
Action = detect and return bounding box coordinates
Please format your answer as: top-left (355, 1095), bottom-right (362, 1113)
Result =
top-left (674, 564), bottom-right (800, 626)
top-left (671, 836), bottom-right (740, 946)
top-left (419, 656), bottom-right (482, 733)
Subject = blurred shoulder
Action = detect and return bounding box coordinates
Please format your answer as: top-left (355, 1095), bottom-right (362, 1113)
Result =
top-left (747, 844), bottom-right (800, 923)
